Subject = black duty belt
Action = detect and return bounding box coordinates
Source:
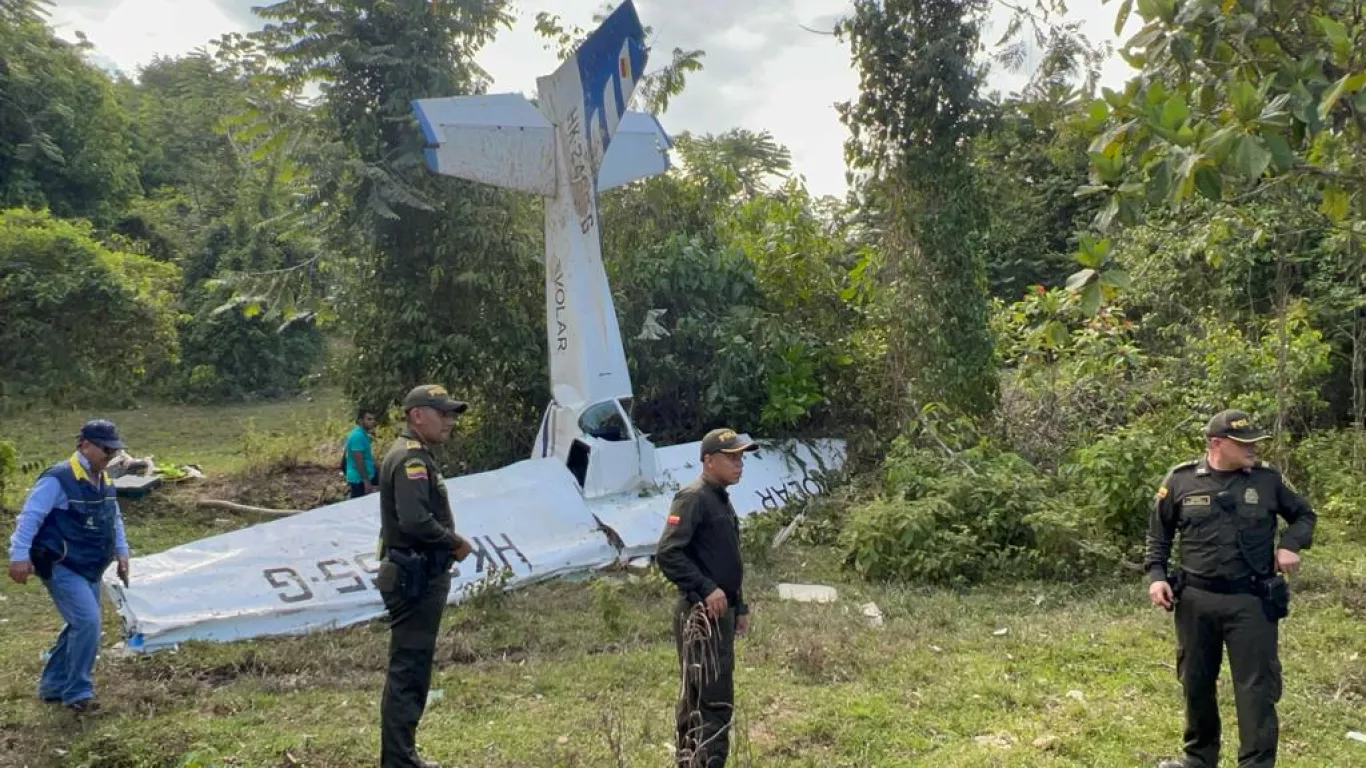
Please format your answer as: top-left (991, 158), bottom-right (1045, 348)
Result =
top-left (1182, 571), bottom-right (1264, 596)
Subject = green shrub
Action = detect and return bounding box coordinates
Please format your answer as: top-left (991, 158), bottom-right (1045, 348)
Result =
top-left (840, 426), bottom-right (1053, 585)
top-left (1057, 410), bottom-right (1202, 545)
top-left (175, 291), bottom-right (325, 402)
top-left (1293, 428), bottom-right (1366, 541)
top-left (0, 208), bottom-right (181, 407)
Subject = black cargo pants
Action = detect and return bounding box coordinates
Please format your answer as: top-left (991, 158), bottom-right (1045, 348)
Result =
top-left (1175, 585), bottom-right (1282, 768)
top-left (380, 570), bottom-right (451, 768)
top-left (673, 598), bottom-right (736, 768)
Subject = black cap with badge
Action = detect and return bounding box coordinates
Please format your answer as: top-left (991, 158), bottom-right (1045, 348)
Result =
top-left (700, 428), bottom-right (758, 460)
top-left (402, 384), bottom-right (468, 414)
top-left (1205, 409), bottom-right (1271, 443)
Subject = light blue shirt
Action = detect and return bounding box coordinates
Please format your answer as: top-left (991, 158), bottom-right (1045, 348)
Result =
top-left (343, 424), bottom-right (376, 484)
top-left (7, 453), bottom-right (130, 562)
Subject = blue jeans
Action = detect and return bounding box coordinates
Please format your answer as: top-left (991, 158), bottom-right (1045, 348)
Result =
top-left (38, 563), bottom-right (103, 704)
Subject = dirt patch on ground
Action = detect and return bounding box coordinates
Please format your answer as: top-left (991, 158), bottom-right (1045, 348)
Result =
top-left (190, 458), bottom-right (348, 511)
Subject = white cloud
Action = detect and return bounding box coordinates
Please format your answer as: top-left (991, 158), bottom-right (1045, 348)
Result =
top-left (49, 0), bottom-right (248, 77)
top-left (51, 0), bottom-right (1136, 199)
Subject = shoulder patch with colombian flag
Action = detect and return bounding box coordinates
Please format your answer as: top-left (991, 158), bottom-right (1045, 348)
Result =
top-left (666, 514), bottom-right (681, 525)
top-left (404, 459), bottom-right (429, 480)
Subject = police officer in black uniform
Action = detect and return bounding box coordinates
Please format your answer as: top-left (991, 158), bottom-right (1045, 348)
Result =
top-left (376, 385), bottom-right (474, 768)
top-left (1146, 409), bottom-right (1316, 768)
top-left (656, 428), bottom-right (758, 768)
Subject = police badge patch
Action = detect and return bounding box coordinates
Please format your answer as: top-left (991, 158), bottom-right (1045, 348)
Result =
top-left (1244, 486), bottom-right (1260, 505)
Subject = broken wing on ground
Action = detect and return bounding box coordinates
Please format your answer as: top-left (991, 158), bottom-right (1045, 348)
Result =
top-left (104, 438), bottom-right (844, 653)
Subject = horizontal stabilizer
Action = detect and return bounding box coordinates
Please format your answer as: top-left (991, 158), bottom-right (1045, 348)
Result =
top-left (597, 111), bottom-right (672, 192)
top-left (412, 94), bottom-right (556, 195)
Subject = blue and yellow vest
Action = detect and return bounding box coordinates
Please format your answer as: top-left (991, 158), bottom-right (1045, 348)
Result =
top-left (31, 455), bottom-right (117, 582)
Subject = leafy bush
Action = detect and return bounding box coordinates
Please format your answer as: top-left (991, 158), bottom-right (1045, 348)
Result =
top-left (1057, 410), bottom-right (1202, 545)
top-left (1171, 303), bottom-right (1332, 430)
top-left (841, 445), bottom-right (1051, 585)
top-left (840, 410), bottom-right (1055, 585)
top-left (1293, 429), bottom-right (1366, 541)
top-left (175, 291), bottom-right (325, 402)
top-left (0, 208), bottom-right (181, 408)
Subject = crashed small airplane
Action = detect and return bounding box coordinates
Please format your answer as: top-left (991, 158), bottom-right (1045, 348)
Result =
top-left (105, 0), bottom-right (845, 653)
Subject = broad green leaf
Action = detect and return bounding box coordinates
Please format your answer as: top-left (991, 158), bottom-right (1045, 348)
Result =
top-left (1232, 135), bottom-right (1272, 182)
top-left (1081, 282), bottom-right (1103, 316)
top-left (1078, 234), bottom-right (1100, 265)
top-left (1088, 99), bottom-right (1110, 124)
top-left (1194, 166), bottom-right (1223, 200)
top-left (1118, 196), bottom-right (1142, 228)
top-left (1318, 73), bottom-right (1366, 121)
top-left (1067, 268), bottom-right (1098, 290)
top-left (1203, 125), bottom-right (1240, 163)
top-left (1045, 320), bottom-right (1069, 349)
top-left (1260, 132), bottom-right (1297, 172)
top-left (1289, 80), bottom-right (1315, 124)
top-left (1161, 94), bottom-right (1189, 130)
top-left (1146, 159), bottom-right (1173, 203)
top-left (1321, 185), bottom-right (1350, 222)
top-left (1146, 81), bottom-right (1170, 108)
top-left (1197, 84), bottom-right (1217, 113)
top-left (1228, 80), bottom-right (1261, 122)
top-left (1089, 120), bottom-right (1132, 154)
top-left (1314, 15), bottom-right (1351, 59)
top-left (1115, 0), bottom-right (1134, 36)
top-left (1095, 195), bottom-right (1121, 231)
top-left (1089, 151), bottom-right (1125, 183)
top-left (1101, 269), bottom-right (1133, 290)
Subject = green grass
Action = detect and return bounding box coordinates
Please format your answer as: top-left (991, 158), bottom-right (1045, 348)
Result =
top-left (2, 512), bottom-right (1363, 767)
top-left (0, 391), bottom-right (351, 478)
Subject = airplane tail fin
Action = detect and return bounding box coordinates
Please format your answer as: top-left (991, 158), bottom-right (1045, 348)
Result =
top-left (537, 0), bottom-right (649, 175)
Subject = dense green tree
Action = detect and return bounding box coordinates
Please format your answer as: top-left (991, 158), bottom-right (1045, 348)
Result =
top-left (0, 209), bottom-right (179, 408)
top-left (837, 0), bottom-right (999, 422)
top-left (0, 0), bottom-right (139, 223)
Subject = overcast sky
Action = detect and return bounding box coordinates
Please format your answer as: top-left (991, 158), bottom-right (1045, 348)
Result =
top-left (48, 0), bottom-right (1136, 199)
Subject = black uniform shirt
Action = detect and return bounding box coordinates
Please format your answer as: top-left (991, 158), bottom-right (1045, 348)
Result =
top-left (378, 429), bottom-right (458, 553)
top-left (1144, 457), bottom-right (1316, 584)
top-left (656, 476), bottom-right (748, 615)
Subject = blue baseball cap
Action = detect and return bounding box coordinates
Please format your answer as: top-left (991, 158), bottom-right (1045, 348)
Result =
top-left (79, 419), bottom-right (126, 450)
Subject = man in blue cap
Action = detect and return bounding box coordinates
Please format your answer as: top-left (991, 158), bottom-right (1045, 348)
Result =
top-left (6, 419), bottom-right (132, 713)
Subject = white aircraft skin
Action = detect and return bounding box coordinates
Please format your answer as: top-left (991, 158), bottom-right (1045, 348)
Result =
top-left (103, 0), bottom-right (845, 653)
top-left (415, 0), bottom-right (668, 500)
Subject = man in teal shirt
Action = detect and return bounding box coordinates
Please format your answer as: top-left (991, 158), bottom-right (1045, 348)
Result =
top-left (344, 409), bottom-right (378, 498)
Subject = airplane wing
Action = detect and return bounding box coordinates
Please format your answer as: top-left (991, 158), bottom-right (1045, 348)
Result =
top-left (412, 93), bottom-right (556, 196)
top-left (598, 111), bottom-right (671, 192)
top-left (102, 438), bottom-right (845, 653)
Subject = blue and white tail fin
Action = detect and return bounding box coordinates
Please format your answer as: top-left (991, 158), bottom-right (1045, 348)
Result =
top-left (412, 0), bottom-right (666, 195)
top-left (540, 0), bottom-right (650, 175)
